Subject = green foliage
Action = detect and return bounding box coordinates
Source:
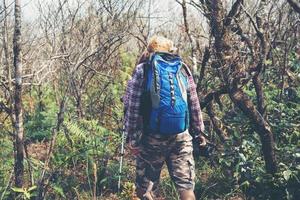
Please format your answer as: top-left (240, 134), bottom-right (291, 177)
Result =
top-left (24, 86), bottom-right (58, 141)
top-left (159, 176), bottom-right (180, 200)
top-left (191, 72), bottom-right (300, 200)
top-left (194, 160), bottom-right (244, 199)
top-left (0, 136), bottom-right (14, 199)
top-left (45, 119), bottom-right (122, 198)
top-left (119, 181), bottom-right (136, 200)
top-left (1, 29), bottom-right (299, 200)
top-left (11, 186), bottom-right (37, 200)
top-left (109, 50), bottom-right (136, 122)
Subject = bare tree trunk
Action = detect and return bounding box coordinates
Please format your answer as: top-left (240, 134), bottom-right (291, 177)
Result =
top-left (197, 47), bottom-right (210, 90)
top-left (252, 1), bottom-right (267, 117)
top-left (76, 93), bottom-right (83, 119)
top-left (13, 0), bottom-right (24, 188)
top-left (229, 88), bottom-right (277, 174)
top-left (207, 0), bottom-right (277, 174)
top-left (253, 74), bottom-right (265, 116)
top-left (2, 0), bottom-right (10, 94)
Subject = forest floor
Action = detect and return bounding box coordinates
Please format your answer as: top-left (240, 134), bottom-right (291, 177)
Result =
top-left (26, 142), bottom-right (246, 200)
top-left (27, 142), bottom-right (49, 162)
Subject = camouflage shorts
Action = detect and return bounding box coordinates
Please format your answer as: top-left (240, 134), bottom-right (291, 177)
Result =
top-left (136, 130), bottom-right (195, 192)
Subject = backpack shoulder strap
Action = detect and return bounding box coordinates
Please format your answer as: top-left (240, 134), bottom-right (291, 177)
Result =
top-left (179, 62), bottom-right (193, 100)
top-left (181, 62), bottom-right (192, 77)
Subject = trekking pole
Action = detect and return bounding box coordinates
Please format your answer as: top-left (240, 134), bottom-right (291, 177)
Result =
top-left (118, 124), bottom-right (126, 193)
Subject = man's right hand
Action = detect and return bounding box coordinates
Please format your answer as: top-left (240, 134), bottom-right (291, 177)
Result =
top-left (194, 134), bottom-right (207, 146)
top-left (198, 135), bottom-right (207, 147)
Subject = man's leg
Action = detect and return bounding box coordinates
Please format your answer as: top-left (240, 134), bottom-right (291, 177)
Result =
top-left (135, 134), bottom-right (166, 199)
top-left (179, 189), bottom-right (196, 200)
top-left (136, 154), bottom-right (159, 199)
top-left (166, 131), bottom-right (196, 200)
top-left (136, 187), bottom-right (146, 199)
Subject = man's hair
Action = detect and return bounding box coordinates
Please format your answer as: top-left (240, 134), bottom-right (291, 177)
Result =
top-left (137, 35), bottom-right (177, 64)
top-left (147, 35), bottom-right (177, 53)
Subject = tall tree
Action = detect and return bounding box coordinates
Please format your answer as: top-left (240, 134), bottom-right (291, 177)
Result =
top-left (196, 0), bottom-right (278, 174)
top-left (13, 0), bottom-right (24, 187)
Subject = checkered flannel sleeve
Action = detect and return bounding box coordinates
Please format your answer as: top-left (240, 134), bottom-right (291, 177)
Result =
top-left (124, 63), bottom-right (144, 146)
top-left (187, 75), bottom-right (205, 135)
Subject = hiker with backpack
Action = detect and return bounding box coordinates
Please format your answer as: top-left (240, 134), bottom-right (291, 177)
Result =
top-left (123, 36), bottom-right (206, 200)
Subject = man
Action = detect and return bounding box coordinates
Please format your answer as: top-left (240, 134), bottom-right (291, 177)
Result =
top-left (124, 35), bottom-right (206, 200)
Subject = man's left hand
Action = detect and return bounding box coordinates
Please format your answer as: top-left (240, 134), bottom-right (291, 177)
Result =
top-left (198, 135), bottom-right (207, 146)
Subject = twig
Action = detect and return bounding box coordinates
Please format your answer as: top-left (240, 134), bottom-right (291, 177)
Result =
top-left (0, 170), bottom-right (14, 200)
top-left (240, 4), bottom-right (260, 34)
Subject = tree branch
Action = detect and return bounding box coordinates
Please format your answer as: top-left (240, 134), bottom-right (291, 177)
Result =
top-left (287, 0), bottom-right (300, 15)
top-left (197, 46), bottom-right (210, 90)
top-left (200, 86), bottom-right (227, 109)
top-left (224, 0), bottom-right (243, 27)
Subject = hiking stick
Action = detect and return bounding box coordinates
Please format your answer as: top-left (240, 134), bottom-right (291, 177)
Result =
top-left (117, 124), bottom-right (126, 193)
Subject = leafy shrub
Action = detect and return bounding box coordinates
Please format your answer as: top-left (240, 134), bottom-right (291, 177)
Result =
top-left (44, 119), bottom-right (123, 198)
top-left (24, 86), bottom-right (58, 141)
top-left (0, 137), bottom-right (14, 199)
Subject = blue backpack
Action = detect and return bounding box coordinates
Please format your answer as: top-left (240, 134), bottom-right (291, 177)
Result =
top-left (141, 52), bottom-right (190, 135)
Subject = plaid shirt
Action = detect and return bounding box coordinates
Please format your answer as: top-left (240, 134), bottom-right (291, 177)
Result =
top-left (124, 63), bottom-right (205, 146)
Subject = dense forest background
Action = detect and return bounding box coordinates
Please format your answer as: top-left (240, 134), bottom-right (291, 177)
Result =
top-left (0, 0), bottom-right (299, 199)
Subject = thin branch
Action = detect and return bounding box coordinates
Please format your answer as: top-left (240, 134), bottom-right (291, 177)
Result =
top-left (241, 4), bottom-right (260, 34)
top-left (287, 0), bottom-right (300, 15)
